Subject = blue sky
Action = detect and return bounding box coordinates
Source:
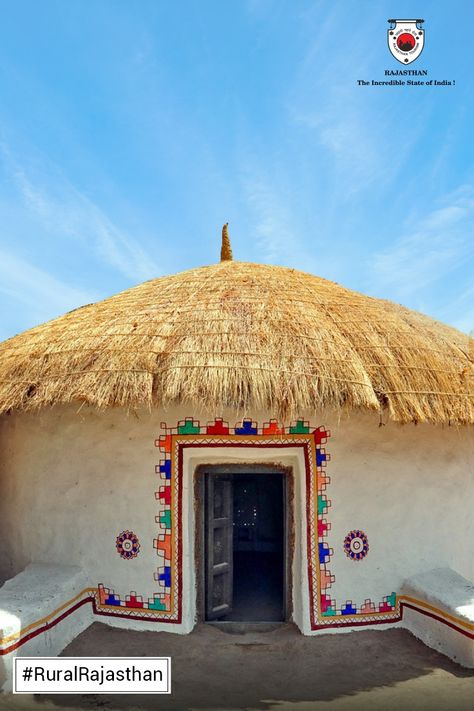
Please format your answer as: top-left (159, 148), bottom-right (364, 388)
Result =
top-left (0, 0), bottom-right (473, 341)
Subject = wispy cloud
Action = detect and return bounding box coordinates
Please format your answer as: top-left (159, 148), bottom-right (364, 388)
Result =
top-left (0, 248), bottom-right (98, 332)
top-left (238, 155), bottom-right (325, 272)
top-left (370, 185), bottom-right (474, 299)
top-left (442, 284), bottom-right (474, 334)
top-left (287, 9), bottom-right (429, 201)
top-left (1, 144), bottom-right (160, 282)
top-left (244, 0), bottom-right (276, 17)
top-left (287, 13), bottom-right (380, 195)
top-left (241, 165), bottom-right (298, 263)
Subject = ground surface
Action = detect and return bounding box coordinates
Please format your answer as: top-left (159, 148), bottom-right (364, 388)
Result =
top-left (1, 622), bottom-right (473, 711)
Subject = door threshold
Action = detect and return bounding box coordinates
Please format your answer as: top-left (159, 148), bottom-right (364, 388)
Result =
top-left (206, 621), bottom-right (284, 634)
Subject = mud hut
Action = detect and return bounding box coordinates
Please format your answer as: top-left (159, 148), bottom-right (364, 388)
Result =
top-left (1, 225), bottom-right (473, 685)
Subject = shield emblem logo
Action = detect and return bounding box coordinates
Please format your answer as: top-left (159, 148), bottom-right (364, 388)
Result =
top-left (388, 19), bottom-right (425, 64)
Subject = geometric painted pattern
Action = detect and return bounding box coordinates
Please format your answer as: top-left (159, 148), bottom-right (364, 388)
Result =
top-left (3, 585), bottom-right (473, 658)
top-left (95, 416), bottom-right (399, 628)
top-left (311, 428), bottom-right (397, 627)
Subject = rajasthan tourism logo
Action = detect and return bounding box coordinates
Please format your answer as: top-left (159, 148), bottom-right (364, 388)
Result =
top-left (388, 19), bottom-right (425, 64)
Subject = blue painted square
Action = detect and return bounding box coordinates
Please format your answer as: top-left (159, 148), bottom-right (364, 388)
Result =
top-left (341, 602), bottom-right (357, 615)
top-left (159, 459), bottom-right (171, 479)
top-left (319, 543), bottom-right (331, 563)
top-left (235, 421), bottom-right (258, 435)
top-left (105, 594), bottom-right (121, 606)
top-left (159, 566), bottom-right (171, 588)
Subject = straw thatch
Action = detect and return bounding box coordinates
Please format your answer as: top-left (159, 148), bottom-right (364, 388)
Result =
top-left (0, 260), bottom-right (472, 424)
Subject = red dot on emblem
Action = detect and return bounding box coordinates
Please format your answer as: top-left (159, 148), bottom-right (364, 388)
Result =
top-left (397, 33), bottom-right (416, 51)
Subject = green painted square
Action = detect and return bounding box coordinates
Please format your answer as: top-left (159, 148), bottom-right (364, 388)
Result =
top-left (148, 598), bottom-right (167, 611)
top-left (317, 495), bottom-right (327, 515)
top-left (159, 510), bottom-right (171, 529)
top-left (178, 420), bottom-right (200, 434)
top-left (289, 420), bottom-right (310, 434)
top-left (322, 607), bottom-right (336, 616)
top-left (387, 592), bottom-right (396, 608)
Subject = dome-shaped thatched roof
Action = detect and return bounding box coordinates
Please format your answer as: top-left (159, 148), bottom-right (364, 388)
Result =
top-left (0, 260), bottom-right (472, 424)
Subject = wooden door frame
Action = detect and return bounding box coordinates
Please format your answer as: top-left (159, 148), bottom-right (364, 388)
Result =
top-left (194, 463), bottom-right (294, 623)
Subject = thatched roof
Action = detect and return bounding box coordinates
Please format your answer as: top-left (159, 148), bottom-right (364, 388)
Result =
top-left (0, 257), bottom-right (472, 424)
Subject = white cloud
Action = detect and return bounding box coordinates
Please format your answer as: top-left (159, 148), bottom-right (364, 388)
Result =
top-left (244, 0), bottom-right (277, 18)
top-left (242, 168), bottom-right (296, 262)
top-left (0, 249), bottom-right (98, 320)
top-left (442, 285), bottom-right (474, 334)
top-left (1, 144), bottom-right (160, 282)
top-left (370, 187), bottom-right (474, 299)
top-left (239, 159), bottom-right (322, 271)
top-left (286, 9), bottom-right (430, 201)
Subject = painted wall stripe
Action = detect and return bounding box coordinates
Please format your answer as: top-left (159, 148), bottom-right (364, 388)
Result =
top-left (1, 591), bottom-right (472, 657)
top-left (0, 596), bottom-right (93, 656)
top-left (399, 595), bottom-right (474, 634)
top-left (0, 587), bottom-right (96, 646)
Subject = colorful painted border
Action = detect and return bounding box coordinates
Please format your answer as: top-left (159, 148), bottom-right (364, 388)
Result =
top-left (2, 417), bottom-right (473, 654)
top-left (3, 591), bottom-right (474, 657)
top-left (93, 417), bottom-right (399, 628)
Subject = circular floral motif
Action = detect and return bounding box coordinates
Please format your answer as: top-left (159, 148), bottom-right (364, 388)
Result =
top-left (343, 530), bottom-right (369, 561)
top-left (116, 530), bottom-right (140, 560)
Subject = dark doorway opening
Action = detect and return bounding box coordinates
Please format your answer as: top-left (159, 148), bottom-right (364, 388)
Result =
top-left (204, 471), bottom-right (286, 623)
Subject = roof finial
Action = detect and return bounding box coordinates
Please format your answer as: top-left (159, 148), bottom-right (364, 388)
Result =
top-left (220, 223), bottom-right (233, 262)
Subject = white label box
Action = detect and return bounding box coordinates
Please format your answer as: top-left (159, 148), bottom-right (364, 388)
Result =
top-left (14, 657), bottom-right (171, 694)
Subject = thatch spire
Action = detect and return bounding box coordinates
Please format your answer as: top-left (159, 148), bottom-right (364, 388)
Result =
top-left (220, 223), bottom-right (233, 261)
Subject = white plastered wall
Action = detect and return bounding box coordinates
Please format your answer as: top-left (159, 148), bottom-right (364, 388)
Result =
top-left (0, 404), bottom-right (473, 634)
top-left (325, 415), bottom-right (474, 611)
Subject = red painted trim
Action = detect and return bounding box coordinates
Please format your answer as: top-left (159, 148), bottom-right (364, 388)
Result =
top-left (90, 597), bottom-right (181, 625)
top-left (401, 602), bottom-right (474, 640)
top-left (303, 443), bottom-right (316, 629)
top-left (0, 591), bottom-right (186, 656)
top-left (2, 592), bottom-right (472, 658)
top-left (312, 603), bottom-right (474, 638)
top-left (179, 442), bottom-right (307, 450)
top-left (177, 443), bottom-right (184, 624)
top-left (8, 433), bottom-right (471, 645)
top-left (0, 597), bottom-right (92, 656)
top-left (313, 613), bottom-right (403, 630)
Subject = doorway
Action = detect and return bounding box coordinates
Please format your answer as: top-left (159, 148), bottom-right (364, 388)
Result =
top-left (199, 467), bottom-right (290, 623)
